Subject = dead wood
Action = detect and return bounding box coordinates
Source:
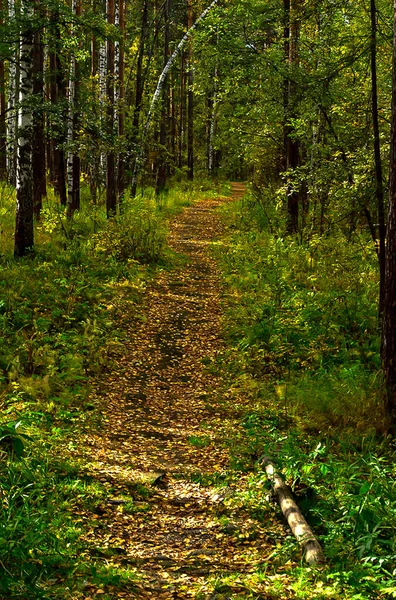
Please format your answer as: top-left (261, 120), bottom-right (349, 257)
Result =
top-left (261, 455), bottom-right (325, 566)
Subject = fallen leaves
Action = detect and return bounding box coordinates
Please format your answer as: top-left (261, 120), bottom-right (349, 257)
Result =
top-left (64, 187), bottom-right (293, 598)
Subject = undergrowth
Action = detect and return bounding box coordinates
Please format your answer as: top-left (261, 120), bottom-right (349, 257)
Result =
top-left (0, 179), bottom-right (222, 597)
top-left (213, 188), bottom-right (396, 599)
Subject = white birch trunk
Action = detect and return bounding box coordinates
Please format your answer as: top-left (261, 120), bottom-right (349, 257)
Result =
top-left (131, 0), bottom-right (220, 194)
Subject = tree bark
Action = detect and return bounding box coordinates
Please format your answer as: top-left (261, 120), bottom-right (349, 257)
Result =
top-left (32, 10), bottom-right (46, 218)
top-left (7, 0), bottom-right (19, 187)
top-left (106, 0), bottom-right (117, 217)
top-left (371, 0), bottom-right (386, 317)
top-left (261, 457), bottom-right (325, 566)
top-left (67, 0), bottom-right (82, 218)
top-left (382, 0), bottom-right (396, 431)
top-left (118, 0), bottom-right (125, 203)
top-left (156, 0), bottom-right (170, 194)
top-left (49, 12), bottom-right (67, 205)
top-left (0, 0), bottom-right (6, 181)
top-left (187, 0), bottom-right (194, 181)
top-left (15, 0), bottom-right (34, 257)
top-left (285, 0), bottom-right (300, 234)
top-left (130, 0), bottom-right (149, 198)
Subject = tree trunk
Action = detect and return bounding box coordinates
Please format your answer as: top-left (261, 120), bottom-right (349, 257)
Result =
top-left (106, 0), bottom-right (117, 217)
top-left (32, 11), bottom-right (46, 218)
top-left (67, 0), bottom-right (82, 218)
top-left (187, 0), bottom-right (194, 181)
top-left (0, 58), bottom-right (6, 181)
top-left (156, 0), bottom-right (170, 194)
top-left (0, 0), bottom-right (6, 181)
top-left (178, 50), bottom-right (186, 169)
top-left (118, 0), bottom-right (125, 203)
top-left (15, 0), bottom-right (34, 257)
top-left (50, 12), bottom-right (67, 205)
top-left (131, 0), bottom-right (220, 194)
top-left (382, 0), bottom-right (396, 431)
top-left (261, 457), bottom-right (325, 565)
top-left (130, 0), bottom-right (149, 198)
top-left (371, 0), bottom-right (386, 317)
top-left (7, 0), bottom-right (19, 187)
top-left (208, 64), bottom-right (218, 175)
top-left (285, 0), bottom-right (300, 234)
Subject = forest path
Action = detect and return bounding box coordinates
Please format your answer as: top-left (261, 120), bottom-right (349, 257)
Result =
top-left (79, 183), bottom-right (277, 598)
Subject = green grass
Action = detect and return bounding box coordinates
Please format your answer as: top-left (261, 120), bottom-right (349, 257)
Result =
top-left (211, 188), bottom-right (396, 599)
top-left (0, 179), bottom-right (222, 597)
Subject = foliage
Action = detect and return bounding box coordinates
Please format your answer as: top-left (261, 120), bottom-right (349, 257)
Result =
top-left (0, 181), bottom-right (216, 596)
top-left (211, 191), bottom-right (396, 599)
top-left (216, 192), bottom-right (382, 431)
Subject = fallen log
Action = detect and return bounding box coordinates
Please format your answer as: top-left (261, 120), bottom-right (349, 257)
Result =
top-left (261, 455), bottom-right (325, 566)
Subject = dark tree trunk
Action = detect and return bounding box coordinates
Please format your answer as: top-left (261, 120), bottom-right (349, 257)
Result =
top-left (382, 0), bottom-right (396, 431)
top-left (156, 0), bottom-right (170, 194)
top-left (32, 17), bottom-right (46, 218)
top-left (15, 0), bottom-right (34, 257)
top-left (371, 0), bottom-right (386, 316)
top-left (49, 48), bottom-right (57, 185)
top-left (0, 57), bottom-right (6, 181)
top-left (282, 0), bottom-right (290, 174)
top-left (0, 0), bottom-right (6, 181)
top-left (285, 0), bottom-right (300, 234)
top-left (67, 0), bottom-right (82, 218)
top-left (50, 12), bottom-right (67, 205)
top-left (187, 0), bottom-right (194, 180)
top-left (118, 0), bottom-right (126, 203)
top-left (130, 0), bottom-right (149, 197)
top-left (106, 0), bottom-right (117, 217)
top-left (178, 50), bottom-right (186, 169)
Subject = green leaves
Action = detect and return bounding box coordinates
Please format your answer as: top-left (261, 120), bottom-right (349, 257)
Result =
top-left (0, 421), bottom-right (33, 457)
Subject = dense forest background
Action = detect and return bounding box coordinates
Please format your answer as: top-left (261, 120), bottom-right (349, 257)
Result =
top-left (1, 0), bottom-right (396, 597)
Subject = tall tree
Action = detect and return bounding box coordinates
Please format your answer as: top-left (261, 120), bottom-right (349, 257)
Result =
top-left (32, 5), bottom-right (46, 218)
top-left (156, 0), bottom-right (171, 194)
top-left (67, 0), bottom-right (82, 218)
top-left (106, 0), bottom-right (117, 217)
top-left (382, 0), bottom-right (396, 431)
top-left (285, 0), bottom-right (300, 233)
top-left (370, 0), bottom-right (386, 316)
top-left (15, 0), bottom-right (34, 257)
top-left (187, 0), bottom-right (194, 180)
top-left (0, 0), bottom-right (6, 181)
top-left (118, 0), bottom-right (126, 202)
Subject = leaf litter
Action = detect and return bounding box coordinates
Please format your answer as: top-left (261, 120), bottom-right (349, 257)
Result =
top-left (72, 184), bottom-right (294, 599)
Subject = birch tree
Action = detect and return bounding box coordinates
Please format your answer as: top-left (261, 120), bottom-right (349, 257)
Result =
top-left (131, 0), bottom-right (220, 195)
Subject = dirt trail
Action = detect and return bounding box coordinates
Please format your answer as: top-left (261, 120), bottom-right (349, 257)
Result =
top-left (79, 183), bottom-right (276, 598)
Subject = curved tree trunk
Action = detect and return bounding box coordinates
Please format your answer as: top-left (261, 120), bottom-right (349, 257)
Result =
top-left (131, 0), bottom-right (220, 195)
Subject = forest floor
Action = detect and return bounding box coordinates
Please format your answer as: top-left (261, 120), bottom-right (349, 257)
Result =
top-left (75, 183), bottom-right (290, 599)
